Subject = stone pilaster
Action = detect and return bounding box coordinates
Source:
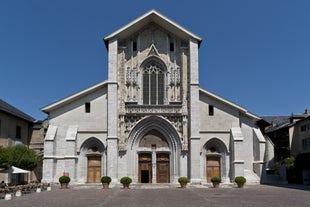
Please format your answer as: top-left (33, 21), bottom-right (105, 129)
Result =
top-left (107, 138), bottom-right (118, 182)
top-left (107, 38), bottom-right (119, 182)
top-left (189, 38), bottom-right (201, 183)
top-left (108, 38), bottom-right (118, 82)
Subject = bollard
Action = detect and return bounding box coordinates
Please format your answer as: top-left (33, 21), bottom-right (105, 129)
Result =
top-left (5, 193), bottom-right (12, 200)
top-left (16, 190), bottom-right (22, 197)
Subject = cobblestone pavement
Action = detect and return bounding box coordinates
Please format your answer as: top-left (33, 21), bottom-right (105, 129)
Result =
top-left (1, 184), bottom-right (309, 207)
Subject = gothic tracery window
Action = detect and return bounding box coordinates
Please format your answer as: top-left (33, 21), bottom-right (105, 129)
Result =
top-left (142, 60), bottom-right (165, 105)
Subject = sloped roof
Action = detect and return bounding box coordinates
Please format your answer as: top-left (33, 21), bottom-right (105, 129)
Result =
top-left (199, 88), bottom-right (261, 120)
top-left (261, 116), bottom-right (290, 125)
top-left (294, 114), bottom-right (310, 124)
top-left (41, 81), bottom-right (108, 113)
top-left (104, 9), bottom-right (202, 48)
top-left (0, 99), bottom-right (35, 122)
top-left (264, 121), bottom-right (291, 133)
top-left (263, 114), bottom-right (310, 133)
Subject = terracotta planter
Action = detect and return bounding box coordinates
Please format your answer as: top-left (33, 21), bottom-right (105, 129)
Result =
top-left (180, 183), bottom-right (187, 188)
top-left (212, 182), bottom-right (220, 188)
top-left (236, 183), bottom-right (244, 188)
top-left (122, 183), bottom-right (130, 189)
top-left (60, 182), bottom-right (69, 189)
top-left (102, 182), bottom-right (110, 189)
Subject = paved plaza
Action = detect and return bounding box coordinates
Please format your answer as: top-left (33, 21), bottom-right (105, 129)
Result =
top-left (1, 184), bottom-right (309, 207)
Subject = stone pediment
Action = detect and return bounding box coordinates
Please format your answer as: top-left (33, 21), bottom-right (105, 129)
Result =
top-left (104, 10), bottom-right (202, 48)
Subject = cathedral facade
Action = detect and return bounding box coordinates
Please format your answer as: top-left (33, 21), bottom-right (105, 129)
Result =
top-left (42, 10), bottom-right (273, 184)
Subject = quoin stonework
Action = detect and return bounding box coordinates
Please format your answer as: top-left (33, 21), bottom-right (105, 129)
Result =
top-left (41, 10), bottom-right (274, 185)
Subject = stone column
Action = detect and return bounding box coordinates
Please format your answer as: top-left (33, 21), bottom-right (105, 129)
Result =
top-left (152, 149), bottom-right (157, 183)
top-left (107, 38), bottom-right (119, 182)
top-left (189, 38), bottom-right (201, 184)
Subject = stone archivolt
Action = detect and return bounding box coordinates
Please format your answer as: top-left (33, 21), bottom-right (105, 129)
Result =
top-left (118, 104), bottom-right (188, 152)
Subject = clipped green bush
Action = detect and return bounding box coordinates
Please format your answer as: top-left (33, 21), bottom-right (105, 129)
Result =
top-left (211, 176), bottom-right (221, 183)
top-left (178, 177), bottom-right (189, 184)
top-left (120, 176), bottom-right (132, 184)
top-left (101, 176), bottom-right (112, 183)
top-left (59, 175), bottom-right (71, 183)
top-left (234, 176), bottom-right (246, 184)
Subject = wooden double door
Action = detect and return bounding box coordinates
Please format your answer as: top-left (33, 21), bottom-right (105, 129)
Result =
top-left (138, 153), bottom-right (170, 183)
top-left (87, 156), bottom-right (101, 183)
top-left (206, 156), bottom-right (221, 182)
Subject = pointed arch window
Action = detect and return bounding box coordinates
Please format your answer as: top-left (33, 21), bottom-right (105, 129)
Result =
top-left (143, 60), bottom-right (165, 105)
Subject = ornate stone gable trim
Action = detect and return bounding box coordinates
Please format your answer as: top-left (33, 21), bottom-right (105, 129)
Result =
top-left (147, 43), bottom-right (160, 57)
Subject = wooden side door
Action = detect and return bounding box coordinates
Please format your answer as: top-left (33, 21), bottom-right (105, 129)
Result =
top-left (138, 153), bottom-right (152, 183)
top-left (87, 156), bottom-right (101, 183)
top-left (206, 156), bottom-right (220, 182)
top-left (156, 153), bottom-right (170, 183)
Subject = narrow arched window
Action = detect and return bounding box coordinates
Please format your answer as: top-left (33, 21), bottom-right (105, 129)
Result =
top-left (143, 60), bottom-right (165, 105)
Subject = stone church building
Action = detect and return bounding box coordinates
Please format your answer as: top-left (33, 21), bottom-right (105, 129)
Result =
top-left (41, 10), bottom-right (273, 185)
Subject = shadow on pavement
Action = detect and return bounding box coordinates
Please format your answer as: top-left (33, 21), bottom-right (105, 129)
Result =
top-left (262, 183), bottom-right (310, 191)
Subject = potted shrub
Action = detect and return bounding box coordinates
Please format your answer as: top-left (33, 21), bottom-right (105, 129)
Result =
top-left (59, 175), bottom-right (71, 189)
top-left (234, 176), bottom-right (246, 188)
top-left (120, 176), bottom-right (132, 189)
top-left (178, 177), bottom-right (189, 188)
top-left (101, 176), bottom-right (112, 189)
top-left (211, 176), bottom-right (221, 188)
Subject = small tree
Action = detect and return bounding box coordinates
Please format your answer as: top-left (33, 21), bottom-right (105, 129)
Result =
top-left (284, 156), bottom-right (295, 183)
top-left (9, 145), bottom-right (39, 171)
top-left (0, 146), bottom-right (12, 169)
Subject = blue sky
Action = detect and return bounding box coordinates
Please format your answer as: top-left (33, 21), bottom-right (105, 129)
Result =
top-left (1, 0), bottom-right (309, 120)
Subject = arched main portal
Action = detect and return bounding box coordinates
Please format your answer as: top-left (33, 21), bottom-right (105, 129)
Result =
top-left (127, 116), bottom-right (181, 183)
top-left (138, 129), bottom-right (170, 183)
